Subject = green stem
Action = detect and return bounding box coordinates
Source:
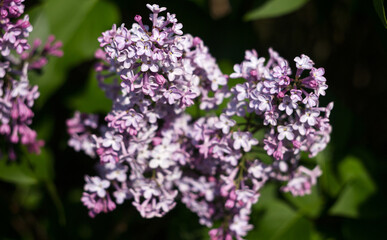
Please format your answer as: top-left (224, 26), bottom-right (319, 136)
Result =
top-left (45, 181), bottom-right (66, 226)
top-left (243, 114), bottom-right (253, 131)
top-left (234, 156), bottom-right (247, 189)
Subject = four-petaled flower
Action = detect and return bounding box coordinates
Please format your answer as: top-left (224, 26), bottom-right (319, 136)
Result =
top-left (277, 125), bottom-right (295, 141)
top-left (102, 132), bottom-right (123, 151)
top-left (163, 87), bottom-right (182, 104)
top-left (278, 96), bottom-right (297, 115)
top-left (232, 131), bottom-right (258, 152)
top-left (294, 54), bottom-right (314, 69)
top-left (215, 113), bottom-right (236, 134)
top-left (300, 109), bottom-right (320, 126)
top-left (84, 176), bottom-right (110, 198)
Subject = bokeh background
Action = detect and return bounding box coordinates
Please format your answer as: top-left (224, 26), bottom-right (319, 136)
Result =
top-left (1, 0), bottom-right (387, 239)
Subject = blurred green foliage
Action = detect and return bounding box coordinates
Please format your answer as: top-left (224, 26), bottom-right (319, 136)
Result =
top-left (28, 0), bottom-right (120, 106)
top-left (373, 0), bottom-right (387, 28)
top-left (1, 0), bottom-right (387, 239)
top-left (244, 0), bottom-right (310, 21)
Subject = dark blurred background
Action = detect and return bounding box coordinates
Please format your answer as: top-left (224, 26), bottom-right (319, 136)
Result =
top-left (0, 0), bottom-right (386, 239)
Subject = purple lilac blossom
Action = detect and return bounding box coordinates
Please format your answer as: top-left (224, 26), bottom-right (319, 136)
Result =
top-left (0, 0), bottom-right (62, 160)
top-left (67, 111), bottom-right (99, 158)
top-left (74, 3), bottom-right (231, 222)
top-left (68, 4), bottom-right (333, 240)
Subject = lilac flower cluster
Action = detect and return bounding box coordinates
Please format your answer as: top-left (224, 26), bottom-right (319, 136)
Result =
top-left (0, 0), bottom-right (62, 159)
top-left (68, 4), bottom-right (333, 239)
top-left (228, 49), bottom-right (333, 195)
top-left (67, 111), bottom-right (98, 158)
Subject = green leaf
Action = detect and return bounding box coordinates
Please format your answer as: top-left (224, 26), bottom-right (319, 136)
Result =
top-left (68, 70), bottom-right (112, 113)
top-left (28, 0), bottom-right (120, 106)
top-left (25, 148), bottom-right (54, 181)
top-left (272, 214), bottom-right (312, 240)
top-left (253, 183), bottom-right (278, 210)
top-left (316, 147), bottom-right (341, 197)
top-left (249, 199), bottom-right (313, 240)
top-left (26, 6), bottom-right (50, 43)
top-left (310, 230), bottom-right (325, 240)
top-left (0, 159), bottom-right (38, 185)
top-left (0, 147), bottom-right (54, 184)
top-left (283, 185), bottom-right (324, 218)
top-left (185, 103), bottom-right (202, 119)
top-left (329, 156), bottom-right (376, 218)
top-left (244, 0), bottom-right (309, 21)
top-left (338, 156), bottom-right (375, 185)
top-left (218, 59), bottom-right (234, 75)
top-left (253, 150), bottom-right (273, 165)
top-left (16, 185), bottom-right (43, 210)
top-left (373, 0), bottom-right (387, 29)
top-left (253, 128), bottom-right (265, 140)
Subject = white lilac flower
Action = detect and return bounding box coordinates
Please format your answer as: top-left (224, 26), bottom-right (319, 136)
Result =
top-left (264, 111), bottom-right (278, 126)
top-left (294, 54), bottom-right (314, 70)
top-left (278, 95), bottom-right (298, 115)
top-left (106, 165), bottom-right (128, 182)
top-left (248, 160), bottom-right (269, 181)
top-left (163, 87), bottom-right (182, 104)
top-left (149, 154), bottom-right (172, 169)
top-left (234, 82), bottom-right (250, 101)
top-left (215, 113), bottom-right (236, 134)
top-left (167, 67), bottom-right (183, 81)
top-left (113, 189), bottom-right (127, 204)
top-left (10, 80), bottom-right (30, 98)
top-left (277, 124), bottom-right (295, 141)
top-left (300, 109), bottom-right (320, 126)
top-left (123, 109), bottom-right (143, 128)
top-left (141, 60), bottom-right (159, 72)
top-left (136, 41), bottom-right (152, 57)
top-left (316, 82), bottom-right (328, 96)
top-left (172, 23), bottom-right (183, 35)
top-left (257, 94), bottom-right (272, 111)
top-left (143, 185), bottom-right (160, 199)
top-left (282, 166), bottom-right (322, 196)
top-left (302, 93), bottom-right (319, 107)
top-left (102, 131), bottom-right (123, 151)
top-left (209, 72), bottom-right (227, 91)
top-left (311, 67), bottom-right (326, 82)
top-left (84, 176), bottom-right (110, 198)
top-left (150, 28), bottom-right (166, 45)
top-left (146, 4), bottom-right (167, 13)
top-left (232, 131), bottom-right (258, 152)
top-left (168, 45), bottom-right (182, 62)
top-left (248, 89), bottom-right (262, 111)
top-left (229, 213), bottom-right (253, 237)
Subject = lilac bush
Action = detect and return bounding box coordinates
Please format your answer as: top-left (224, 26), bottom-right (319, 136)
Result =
top-left (68, 4), bottom-right (333, 239)
top-left (0, 0), bottom-right (62, 159)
